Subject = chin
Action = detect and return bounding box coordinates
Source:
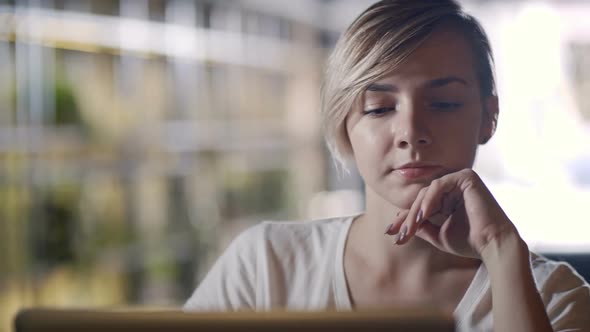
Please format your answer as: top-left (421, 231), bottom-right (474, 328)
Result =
top-left (366, 171), bottom-right (444, 210)
top-left (380, 183), bottom-right (426, 210)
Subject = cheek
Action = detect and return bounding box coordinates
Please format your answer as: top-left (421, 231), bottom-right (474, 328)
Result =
top-left (349, 125), bottom-right (388, 174)
top-left (349, 131), bottom-right (371, 166)
top-left (436, 121), bottom-right (480, 166)
top-left (437, 110), bottom-right (482, 139)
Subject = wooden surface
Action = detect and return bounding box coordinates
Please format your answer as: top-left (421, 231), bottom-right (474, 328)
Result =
top-left (15, 308), bottom-right (455, 332)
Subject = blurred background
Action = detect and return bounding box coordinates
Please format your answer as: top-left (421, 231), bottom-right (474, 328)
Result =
top-left (1, 0), bottom-right (590, 330)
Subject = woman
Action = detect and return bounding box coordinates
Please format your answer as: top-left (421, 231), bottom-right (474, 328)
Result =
top-left (184, 1), bottom-right (590, 331)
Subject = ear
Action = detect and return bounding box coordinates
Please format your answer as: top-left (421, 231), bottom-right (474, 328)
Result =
top-left (479, 95), bottom-right (498, 144)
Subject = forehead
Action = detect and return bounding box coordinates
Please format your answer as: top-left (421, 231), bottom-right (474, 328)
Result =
top-left (372, 27), bottom-right (479, 89)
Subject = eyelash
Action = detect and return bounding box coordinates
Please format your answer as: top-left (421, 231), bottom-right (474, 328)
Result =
top-left (362, 102), bottom-right (463, 116)
top-left (362, 107), bottom-right (395, 117)
top-left (430, 102), bottom-right (463, 111)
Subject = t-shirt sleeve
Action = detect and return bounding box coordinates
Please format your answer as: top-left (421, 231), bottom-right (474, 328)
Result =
top-left (183, 225), bottom-right (260, 311)
top-left (537, 260), bottom-right (590, 331)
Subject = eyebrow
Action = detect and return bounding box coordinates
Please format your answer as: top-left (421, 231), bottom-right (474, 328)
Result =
top-left (426, 76), bottom-right (468, 88)
top-left (366, 76), bottom-right (468, 92)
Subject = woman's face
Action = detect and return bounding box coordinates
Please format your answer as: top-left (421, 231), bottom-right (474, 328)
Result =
top-left (345, 27), bottom-right (496, 209)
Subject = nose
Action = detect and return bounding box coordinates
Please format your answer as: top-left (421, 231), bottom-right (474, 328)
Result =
top-left (393, 106), bottom-right (432, 149)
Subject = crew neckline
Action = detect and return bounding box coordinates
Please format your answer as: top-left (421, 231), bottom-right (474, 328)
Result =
top-left (332, 214), bottom-right (488, 316)
top-left (333, 214), bottom-right (356, 310)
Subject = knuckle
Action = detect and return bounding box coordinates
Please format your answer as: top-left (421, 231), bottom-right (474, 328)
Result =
top-left (462, 169), bottom-right (481, 184)
top-left (418, 187), bottom-right (428, 197)
top-left (430, 178), bottom-right (441, 189)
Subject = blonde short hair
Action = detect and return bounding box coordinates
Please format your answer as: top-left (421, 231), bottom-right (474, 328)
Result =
top-left (321, 0), bottom-right (496, 171)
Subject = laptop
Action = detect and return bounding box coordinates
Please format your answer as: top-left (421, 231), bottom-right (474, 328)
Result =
top-left (15, 307), bottom-right (455, 332)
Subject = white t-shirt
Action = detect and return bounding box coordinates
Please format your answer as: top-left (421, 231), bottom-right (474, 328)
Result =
top-left (184, 215), bottom-right (590, 331)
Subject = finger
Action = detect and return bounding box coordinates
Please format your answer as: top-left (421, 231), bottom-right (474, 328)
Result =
top-left (440, 190), bottom-right (462, 217)
top-left (415, 220), bottom-right (444, 250)
top-left (395, 187), bottom-right (428, 245)
top-left (438, 201), bottom-right (467, 249)
top-left (422, 210), bottom-right (450, 228)
top-left (385, 209), bottom-right (410, 235)
top-left (419, 177), bottom-right (460, 225)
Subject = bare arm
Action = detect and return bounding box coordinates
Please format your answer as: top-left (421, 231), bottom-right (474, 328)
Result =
top-left (390, 170), bottom-right (560, 331)
top-left (480, 227), bottom-right (553, 332)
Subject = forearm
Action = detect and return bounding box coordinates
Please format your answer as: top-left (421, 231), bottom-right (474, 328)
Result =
top-left (480, 228), bottom-right (553, 332)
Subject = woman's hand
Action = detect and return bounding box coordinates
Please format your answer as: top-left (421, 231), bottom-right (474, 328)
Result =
top-left (385, 168), bottom-right (517, 259)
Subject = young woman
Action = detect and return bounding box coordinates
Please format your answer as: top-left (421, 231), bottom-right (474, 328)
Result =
top-left (184, 1), bottom-right (590, 331)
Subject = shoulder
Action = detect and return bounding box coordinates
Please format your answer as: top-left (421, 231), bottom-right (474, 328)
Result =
top-left (529, 252), bottom-right (590, 327)
top-left (232, 215), bottom-right (355, 257)
top-left (530, 253), bottom-right (589, 289)
top-left (216, 214), bottom-right (355, 262)
top-left (261, 215), bottom-right (353, 245)
top-left (183, 215), bottom-right (356, 311)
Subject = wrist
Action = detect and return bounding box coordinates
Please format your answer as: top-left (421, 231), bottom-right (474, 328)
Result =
top-left (478, 224), bottom-right (529, 273)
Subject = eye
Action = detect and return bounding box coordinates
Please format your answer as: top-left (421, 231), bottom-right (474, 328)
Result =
top-left (430, 102), bottom-right (463, 111)
top-left (362, 107), bottom-right (395, 117)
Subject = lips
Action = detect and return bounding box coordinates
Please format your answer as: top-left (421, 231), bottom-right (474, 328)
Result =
top-left (393, 162), bottom-right (443, 180)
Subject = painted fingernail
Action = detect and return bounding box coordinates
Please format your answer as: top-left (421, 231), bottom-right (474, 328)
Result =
top-left (416, 210), bottom-right (423, 224)
top-left (396, 226), bottom-right (407, 244)
top-left (384, 223), bottom-right (393, 235)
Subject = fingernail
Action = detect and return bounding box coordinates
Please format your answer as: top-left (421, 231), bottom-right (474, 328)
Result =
top-left (396, 226), bottom-right (407, 244)
top-left (384, 223), bottom-right (393, 235)
top-left (416, 210), bottom-right (423, 224)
